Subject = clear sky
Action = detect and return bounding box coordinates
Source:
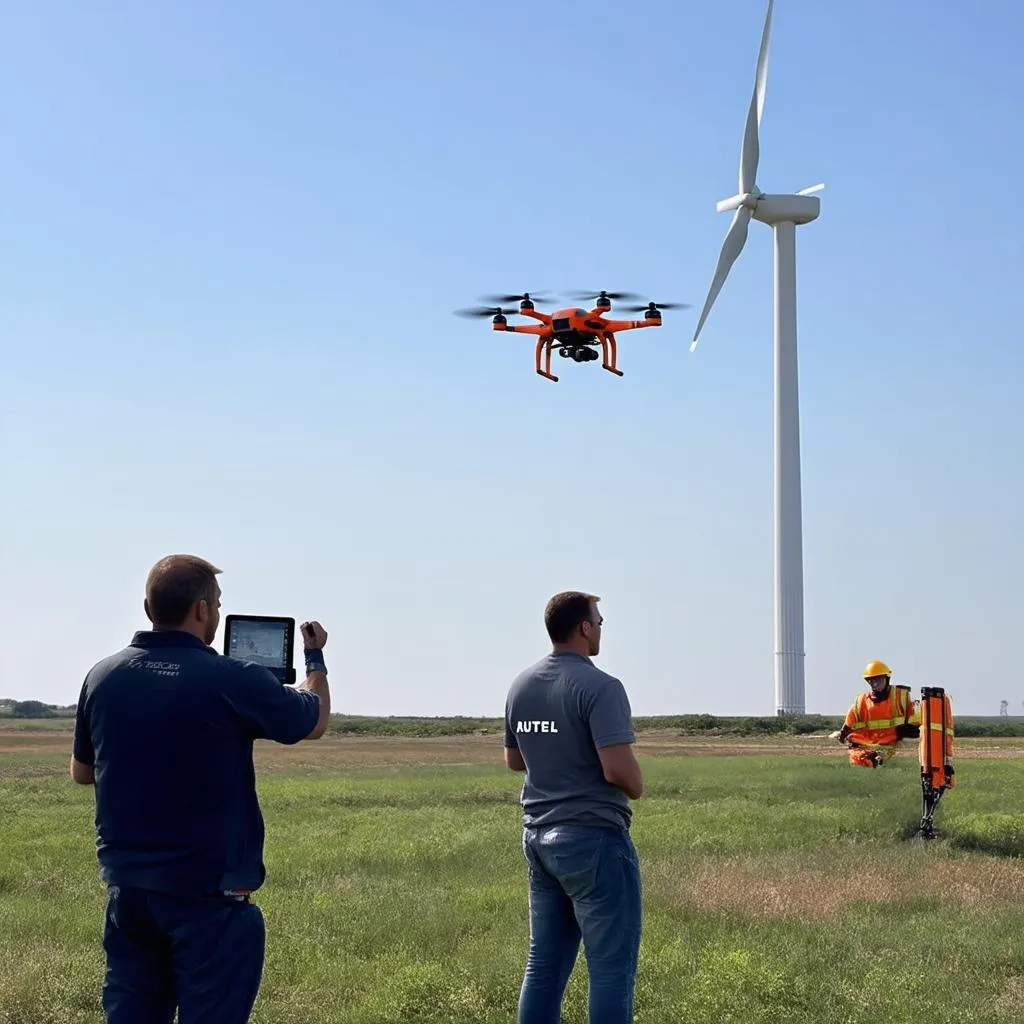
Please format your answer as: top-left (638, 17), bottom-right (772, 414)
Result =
top-left (2, 0), bottom-right (1021, 717)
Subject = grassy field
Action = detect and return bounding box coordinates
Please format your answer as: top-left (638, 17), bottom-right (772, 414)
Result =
top-left (4, 726), bottom-right (1024, 1023)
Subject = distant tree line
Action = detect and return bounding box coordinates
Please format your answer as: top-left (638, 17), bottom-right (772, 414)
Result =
top-left (0, 699), bottom-right (75, 719)
top-left (621, 713), bottom-right (1024, 738)
top-left (3, 701), bottom-right (1022, 738)
top-left (321, 712), bottom-right (1024, 739)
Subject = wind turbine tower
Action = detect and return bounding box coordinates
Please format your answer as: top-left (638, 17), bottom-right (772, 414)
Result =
top-left (690, 0), bottom-right (823, 716)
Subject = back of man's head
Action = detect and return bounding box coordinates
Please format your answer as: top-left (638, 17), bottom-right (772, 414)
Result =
top-left (145, 554), bottom-right (222, 629)
top-left (544, 591), bottom-right (599, 646)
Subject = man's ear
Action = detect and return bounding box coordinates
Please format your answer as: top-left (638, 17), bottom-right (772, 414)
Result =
top-left (143, 598), bottom-right (153, 624)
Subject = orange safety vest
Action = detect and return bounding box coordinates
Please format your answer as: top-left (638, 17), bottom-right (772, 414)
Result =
top-left (845, 684), bottom-right (919, 749)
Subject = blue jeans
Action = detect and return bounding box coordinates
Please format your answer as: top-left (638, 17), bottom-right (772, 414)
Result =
top-left (101, 885), bottom-right (266, 1023)
top-left (517, 823), bottom-right (642, 1024)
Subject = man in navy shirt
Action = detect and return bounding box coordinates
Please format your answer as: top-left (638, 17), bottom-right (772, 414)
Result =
top-left (71, 554), bottom-right (331, 1023)
top-left (504, 591), bottom-right (644, 1024)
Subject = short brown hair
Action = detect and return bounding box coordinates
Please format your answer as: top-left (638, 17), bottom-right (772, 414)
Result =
top-left (145, 554), bottom-right (222, 627)
top-left (544, 591), bottom-right (600, 643)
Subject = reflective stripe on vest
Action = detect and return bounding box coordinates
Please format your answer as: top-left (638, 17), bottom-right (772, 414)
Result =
top-left (851, 687), bottom-right (912, 731)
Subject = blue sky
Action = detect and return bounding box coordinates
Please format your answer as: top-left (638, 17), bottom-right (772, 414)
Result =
top-left (2, 0), bottom-right (1021, 717)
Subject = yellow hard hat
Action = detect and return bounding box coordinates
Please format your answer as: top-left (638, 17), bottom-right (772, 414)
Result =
top-left (864, 660), bottom-right (892, 679)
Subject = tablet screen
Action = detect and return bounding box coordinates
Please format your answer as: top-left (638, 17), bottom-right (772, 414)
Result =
top-left (226, 617), bottom-right (293, 683)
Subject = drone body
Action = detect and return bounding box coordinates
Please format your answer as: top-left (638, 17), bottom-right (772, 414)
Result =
top-left (455, 291), bottom-right (690, 382)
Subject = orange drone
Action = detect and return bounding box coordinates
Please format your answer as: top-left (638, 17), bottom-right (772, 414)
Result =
top-left (454, 291), bottom-right (691, 381)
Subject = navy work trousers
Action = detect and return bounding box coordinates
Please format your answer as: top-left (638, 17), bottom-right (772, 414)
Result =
top-left (517, 823), bottom-right (643, 1024)
top-left (101, 884), bottom-right (265, 1023)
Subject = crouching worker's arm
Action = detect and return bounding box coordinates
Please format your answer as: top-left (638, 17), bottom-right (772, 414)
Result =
top-left (896, 696), bottom-right (921, 741)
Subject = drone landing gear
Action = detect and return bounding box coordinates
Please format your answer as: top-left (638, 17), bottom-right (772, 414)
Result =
top-left (534, 334), bottom-right (625, 381)
top-left (600, 334), bottom-right (623, 376)
top-left (535, 339), bottom-right (558, 382)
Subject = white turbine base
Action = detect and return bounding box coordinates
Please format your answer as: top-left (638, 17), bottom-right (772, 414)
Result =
top-left (776, 653), bottom-right (806, 716)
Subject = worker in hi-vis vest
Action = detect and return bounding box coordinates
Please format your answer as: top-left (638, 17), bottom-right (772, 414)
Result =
top-left (830, 660), bottom-right (921, 767)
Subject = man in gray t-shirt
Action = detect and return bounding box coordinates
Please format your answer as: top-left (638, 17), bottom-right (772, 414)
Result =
top-left (503, 591), bottom-right (643, 1024)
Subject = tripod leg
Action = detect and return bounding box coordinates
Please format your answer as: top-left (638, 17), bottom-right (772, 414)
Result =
top-left (919, 785), bottom-right (944, 839)
top-left (920, 781), bottom-right (933, 838)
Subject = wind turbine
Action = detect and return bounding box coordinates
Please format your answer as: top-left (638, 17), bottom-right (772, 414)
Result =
top-left (690, 0), bottom-right (822, 716)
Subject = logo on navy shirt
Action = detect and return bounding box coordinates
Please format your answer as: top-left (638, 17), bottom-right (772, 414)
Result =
top-left (127, 658), bottom-right (182, 678)
top-left (516, 720), bottom-right (559, 733)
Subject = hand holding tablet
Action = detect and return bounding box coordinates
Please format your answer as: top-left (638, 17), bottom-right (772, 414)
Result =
top-left (300, 621), bottom-right (327, 650)
top-left (224, 615), bottom-right (298, 685)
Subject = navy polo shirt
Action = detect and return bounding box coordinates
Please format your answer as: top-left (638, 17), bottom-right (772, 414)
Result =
top-left (72, 629), bottom-right (320, 897)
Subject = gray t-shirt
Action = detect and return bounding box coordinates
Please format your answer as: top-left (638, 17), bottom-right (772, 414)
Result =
top-left (504, 651), bottom-right (636, 831)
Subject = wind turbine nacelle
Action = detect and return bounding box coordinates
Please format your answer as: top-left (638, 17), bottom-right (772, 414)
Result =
top-left (752, 194), bottom-right (821, 226)
top-left (716, 193), bottom-right (821, 225)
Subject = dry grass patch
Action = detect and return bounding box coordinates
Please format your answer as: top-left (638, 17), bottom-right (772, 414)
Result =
top-left (991, 976), bottom-right (1024, 1018)
top-left (646, 849), bottom-right (1024, 922)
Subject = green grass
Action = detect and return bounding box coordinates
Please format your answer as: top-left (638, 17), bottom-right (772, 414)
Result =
top-left (4, 745), bottom-right (1024, 1022)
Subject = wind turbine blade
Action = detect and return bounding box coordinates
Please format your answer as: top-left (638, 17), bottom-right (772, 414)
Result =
top-left (797, 182), bottom-right (825, 196)
top-left (690, 206), bottom-right (753, 352)
top-left (739, 0), bottom-right (774, 195)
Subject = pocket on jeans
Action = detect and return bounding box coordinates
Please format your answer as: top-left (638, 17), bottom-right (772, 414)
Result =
top-left (548, 831), bottom-right (610, 880)
top-left (621, 835), bottom-right (640, 868)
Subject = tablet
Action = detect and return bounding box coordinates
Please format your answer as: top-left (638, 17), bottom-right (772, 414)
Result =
top-left (223, 615), bottom-right (297, 685)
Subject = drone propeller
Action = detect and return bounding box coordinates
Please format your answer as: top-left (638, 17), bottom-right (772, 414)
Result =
top-left (479, 292), bottom-right (554, 306)
top-left (620, 301), bottom-right (693, 313)
top-left (452, 305), bottom-right (520, 319)
top-left (563, 289), bottom-right (644, 303)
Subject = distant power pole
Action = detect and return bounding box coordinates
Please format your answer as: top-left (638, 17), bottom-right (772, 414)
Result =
top-left (1000, 700), bottom-right (1009, 717)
